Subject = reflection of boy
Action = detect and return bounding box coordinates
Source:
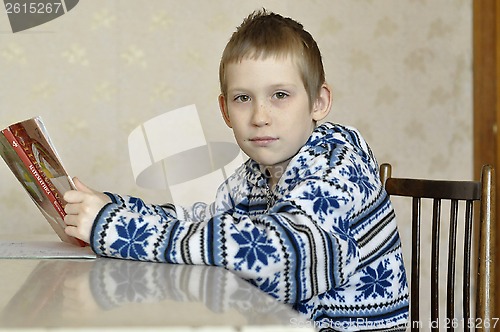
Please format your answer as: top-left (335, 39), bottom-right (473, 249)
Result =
top-left (64, 9), bottom-right (409, 330)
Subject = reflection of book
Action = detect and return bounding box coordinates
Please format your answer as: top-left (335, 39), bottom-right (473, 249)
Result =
top-left (0, 260), bottom-right (78, 326)
top-left (0, 117), bottom-right (85, 247)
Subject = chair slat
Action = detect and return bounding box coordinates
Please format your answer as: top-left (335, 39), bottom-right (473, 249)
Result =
top-left (431, 199), bottom-right (441, 332)
top-left (446, 200), bottom-right (459, 331)
top-left (411, 197), bottom-right (421, 332)
top-left (463, 200), bottom-right (473, 332)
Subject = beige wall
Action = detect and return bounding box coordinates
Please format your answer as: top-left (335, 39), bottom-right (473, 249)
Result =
top-left (0, 0), bottom-right (472, 270)
top-left (0, 1), bottom-right (474, 325)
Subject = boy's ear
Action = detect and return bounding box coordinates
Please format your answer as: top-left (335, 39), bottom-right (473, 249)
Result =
top-left (312, 83), bottom-right (332, 121)
top-left (218, 94), bottom-right (232, 128)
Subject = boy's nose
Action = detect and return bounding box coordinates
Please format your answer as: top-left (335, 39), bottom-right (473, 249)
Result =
top-left (251, 103), bottom-right (271, 126)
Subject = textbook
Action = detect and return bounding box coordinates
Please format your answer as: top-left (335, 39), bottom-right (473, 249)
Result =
top-left (0, 116), bottom-right (86, 247)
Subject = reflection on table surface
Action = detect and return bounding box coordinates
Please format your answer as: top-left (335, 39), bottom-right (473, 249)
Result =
top-left (0, 258), bottom-right (310, 330)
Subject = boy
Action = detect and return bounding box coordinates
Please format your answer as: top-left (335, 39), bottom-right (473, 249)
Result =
top-left (64, 9), bottom-right (409, 331)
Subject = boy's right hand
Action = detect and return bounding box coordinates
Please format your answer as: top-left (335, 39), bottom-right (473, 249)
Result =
top-left (63, 178), bottom-right (111, 244)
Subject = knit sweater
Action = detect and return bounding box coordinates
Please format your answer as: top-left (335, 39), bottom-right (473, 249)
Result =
top-left (91, 122), bottom-right (409, 331)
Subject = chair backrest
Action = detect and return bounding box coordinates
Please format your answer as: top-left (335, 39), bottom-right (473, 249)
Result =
top-left (379, 163), bottom-right (496, 331)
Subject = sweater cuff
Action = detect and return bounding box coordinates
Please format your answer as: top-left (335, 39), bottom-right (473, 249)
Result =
top-left (89, 201), bottom-right (116, 256)
top-left (104, 192), bottom-right (124, 205)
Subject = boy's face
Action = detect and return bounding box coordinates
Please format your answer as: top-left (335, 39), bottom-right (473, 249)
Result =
top-left (219, 56), bottom-right (330, 171)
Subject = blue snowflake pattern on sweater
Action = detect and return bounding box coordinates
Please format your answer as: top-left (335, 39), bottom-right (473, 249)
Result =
top-left (299, 185), bottom-right (341, 222)
top-left (231, 227), bottom-right (277, 270)
top-left (110, 217), bottom-right (153, 259)
top-left (356, 260), bottom-right (394, 300)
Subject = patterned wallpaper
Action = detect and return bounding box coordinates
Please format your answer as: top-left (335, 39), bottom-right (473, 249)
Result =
top-left (0, 0), bottom-right (472, 309)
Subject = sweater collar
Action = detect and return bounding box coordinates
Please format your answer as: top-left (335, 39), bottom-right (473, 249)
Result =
top-left (243, 122), bottom-right (342, 191)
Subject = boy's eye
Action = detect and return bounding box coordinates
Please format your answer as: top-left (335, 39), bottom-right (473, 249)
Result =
top-left (274, 91), bottom-right (289, 99)
top-left (234, 95), bottom-right (250, 103)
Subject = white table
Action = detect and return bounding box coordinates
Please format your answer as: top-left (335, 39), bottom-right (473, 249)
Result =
top-left (0, 236), bottom-right (313, 332)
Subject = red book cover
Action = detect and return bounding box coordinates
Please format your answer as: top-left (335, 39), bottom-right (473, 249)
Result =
top-left (2, 128), bottom-right (65, 218)
top-left (0, 117), bottom-right (86, 247)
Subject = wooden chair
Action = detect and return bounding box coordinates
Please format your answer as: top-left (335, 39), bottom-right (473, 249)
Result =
top-left (379, 163), bottom-right (496, 331)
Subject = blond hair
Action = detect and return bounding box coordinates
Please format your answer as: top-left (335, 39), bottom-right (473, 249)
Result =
top-left (219, 9), bottom-right (325, 106)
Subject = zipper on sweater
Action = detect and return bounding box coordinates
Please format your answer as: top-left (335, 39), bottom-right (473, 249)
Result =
top-left (266, 184), bottom-right (276, 213)
top-left (263, 168), bottom-right (276, 213)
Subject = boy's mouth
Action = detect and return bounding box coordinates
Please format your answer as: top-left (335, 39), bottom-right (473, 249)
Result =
top-left (249, 136), bottom-right (278, 146)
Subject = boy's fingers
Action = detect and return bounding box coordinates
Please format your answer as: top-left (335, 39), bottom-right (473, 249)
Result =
top-left (64, 225), bottom-right (77, 236)
top-left (64, 223), bottom-right (90, 243)
top-left (64, 203), bottom-right (74, 215)
top-left (63, 190), bottom-right (85, 203)
top-left (64, 214), bottom-right (77, 226)
top-left (64, 223), bottom-right (76, 236)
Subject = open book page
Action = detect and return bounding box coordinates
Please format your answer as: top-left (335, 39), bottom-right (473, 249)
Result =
top-left (9, 117), bottom-right (76, 198)
top-left (30, 117), bottom-right (77, 193)
top-left (0, 241), bottom-right (96, 259)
